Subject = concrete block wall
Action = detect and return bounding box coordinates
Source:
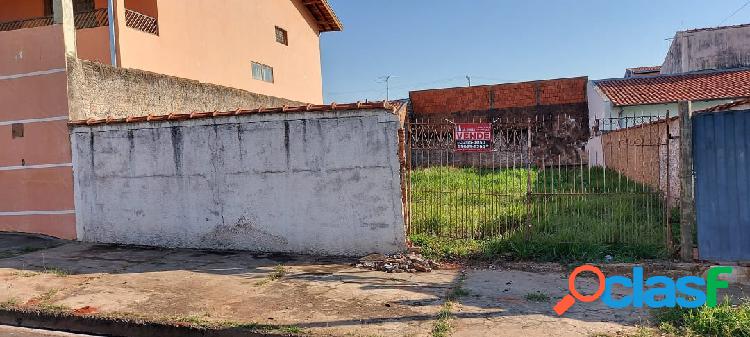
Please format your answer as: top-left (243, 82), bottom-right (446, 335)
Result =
top-left (601, 117), bottom-right (680, 203)
top-left (66, 57), bottom-right (304, 121)
top-left (409, 77), bottom-right (587, 114)
top-left (408, 77), bottom-right (589, 167)
top-left (662, 24), bottom-right (750, 75)
top-left (70, 109), bottom-right (406, 256)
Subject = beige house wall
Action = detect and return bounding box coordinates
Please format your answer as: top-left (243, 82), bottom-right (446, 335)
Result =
top-left (114, 0), bottom-right (324, 104)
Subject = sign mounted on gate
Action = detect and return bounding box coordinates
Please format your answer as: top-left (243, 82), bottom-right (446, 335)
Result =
top-left (454, 123), bottom-right (493, 152)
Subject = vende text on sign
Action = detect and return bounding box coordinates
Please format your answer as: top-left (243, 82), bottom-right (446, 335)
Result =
top-left (454, 123), bottom-right (493, 152)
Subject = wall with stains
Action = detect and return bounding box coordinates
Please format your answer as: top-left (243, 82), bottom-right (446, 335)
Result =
top-left (409, 77), bottom-right (590, 167)
top-left (662, 25), bottom-right (750, 75)
top-left (601, 117), bottom-right (680, 203)
top-left (66, 58), bottom-right (302, 121)
top-left (70, 109), bottom-right (406, 256)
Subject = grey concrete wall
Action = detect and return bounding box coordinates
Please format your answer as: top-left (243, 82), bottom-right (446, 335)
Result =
top-left (66, 57), bottom-right (303, 121)
top-left (662, 25), bottom-right (750, 74)
top-left (70, 109), bottom-right (406, 256)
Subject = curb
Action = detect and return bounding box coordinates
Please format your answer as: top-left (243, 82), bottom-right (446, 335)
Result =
top-left (0, 309), bottom-right (301, 337)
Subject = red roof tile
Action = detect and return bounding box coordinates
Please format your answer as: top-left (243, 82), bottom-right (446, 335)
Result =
top-left (595, 69), bottom-right (750, 106)
top-left (69, 101), bottom-right (394, 126)
top-left (302, 0), bottom-right (343, 32)
top-left (695, 98), bottom-right (750, 113)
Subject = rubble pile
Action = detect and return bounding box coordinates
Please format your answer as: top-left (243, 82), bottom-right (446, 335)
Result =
top-left (355, 253), bottom-right (439, 273)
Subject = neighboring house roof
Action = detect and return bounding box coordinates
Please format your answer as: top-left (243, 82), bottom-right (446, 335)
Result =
top-left (69, 101), bottom-right (395, 126)
top-left (624, 66), bottom-right (661, 78)
top-left (696, 98), bottom-right (750, 113)
top-left (626, 66), bottom-right (661, 73)
top-left (594, 68), bottom-right (750, 106)
top-left (680, 23), bottom-right (750, 34)
top-left (302, 0), bottom-right (343, 32)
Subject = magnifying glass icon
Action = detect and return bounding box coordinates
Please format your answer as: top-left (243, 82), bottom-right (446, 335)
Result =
top-left (553, 265), bottom-right (606, 316)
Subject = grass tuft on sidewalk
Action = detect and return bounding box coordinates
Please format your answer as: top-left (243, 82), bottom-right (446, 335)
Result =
top-left (654, 298), bottom-right (750, 337)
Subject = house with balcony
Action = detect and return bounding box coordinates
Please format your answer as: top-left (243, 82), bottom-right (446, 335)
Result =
top-left (0, 0), bottom-right (342, 240)
top-left (0, 0), bottom-right (342, 103)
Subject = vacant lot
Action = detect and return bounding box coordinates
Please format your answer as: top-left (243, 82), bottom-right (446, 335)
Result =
top-left (409, 167), bottom-right (669, 262)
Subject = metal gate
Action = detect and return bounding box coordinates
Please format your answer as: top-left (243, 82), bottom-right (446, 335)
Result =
top-left (405, 116), bottom-right (670, 250)
top-left (694, 108), bottom-right (750, 261)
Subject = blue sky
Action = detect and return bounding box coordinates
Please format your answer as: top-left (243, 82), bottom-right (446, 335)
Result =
top-left (320, 0), bottom-right (750, 103)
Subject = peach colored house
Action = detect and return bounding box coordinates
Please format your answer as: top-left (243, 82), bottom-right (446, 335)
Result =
top-left (0, 0), bottom-right (341, 240)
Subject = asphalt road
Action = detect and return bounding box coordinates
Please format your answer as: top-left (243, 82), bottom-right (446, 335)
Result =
top-left (0, 325), bottom-right (102, 337)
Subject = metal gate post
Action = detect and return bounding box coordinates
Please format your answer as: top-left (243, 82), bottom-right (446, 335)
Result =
top-left (665, 110), bottom-right (673, 254)
top-left (403, 120), bottom-right (413, 237)
top-left (678, 101), bottom-right (695, 261)
top-left (525, 119), bottom-right (533, 240)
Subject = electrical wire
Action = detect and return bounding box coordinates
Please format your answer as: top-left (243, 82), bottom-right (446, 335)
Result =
top-left (719, 0), bottom-right (750, 26)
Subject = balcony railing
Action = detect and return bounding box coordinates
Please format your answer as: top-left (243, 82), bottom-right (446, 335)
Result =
top-left (0, 8), bottom-right (109, 32)
top-left (125, 9), bottom-right (158, 35)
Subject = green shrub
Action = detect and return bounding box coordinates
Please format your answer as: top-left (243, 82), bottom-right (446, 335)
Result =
top-left (655, 298), bottom-right (750, 337)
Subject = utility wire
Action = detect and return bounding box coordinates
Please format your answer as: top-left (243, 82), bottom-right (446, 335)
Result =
top-left (326, 75), bottom-right (521, 101)
top-left (719, 0), bottom-right (750, 26)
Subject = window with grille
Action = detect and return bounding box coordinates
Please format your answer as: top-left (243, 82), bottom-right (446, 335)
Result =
top-left (252, 62), bottom-right (274, 83)
top-left (275, 26), bottom-right (288, 46)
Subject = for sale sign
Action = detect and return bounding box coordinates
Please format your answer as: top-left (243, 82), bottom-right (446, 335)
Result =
top-left (454, 123), bottom-right (493, 152)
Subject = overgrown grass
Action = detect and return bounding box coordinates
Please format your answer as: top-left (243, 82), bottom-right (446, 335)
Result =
top-left (411, 230), bottom-right (664, 263)
top-left (655, 298), bottom-right (750, 337)
top-left (409, 166), bottom-right (667, 262)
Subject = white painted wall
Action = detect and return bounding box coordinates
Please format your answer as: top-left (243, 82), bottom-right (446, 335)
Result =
top-left (585, 81), bottom-right (612, 166)
top-left (71, 109), bottom-right (406, 256)
top-left (616, 100), bottom-right (735, 124)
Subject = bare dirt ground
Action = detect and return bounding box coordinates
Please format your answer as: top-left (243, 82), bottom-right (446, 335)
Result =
top-left (452, 268), bottom-right (648, 337)
top-left (0, 234), bottom-right (743, 337)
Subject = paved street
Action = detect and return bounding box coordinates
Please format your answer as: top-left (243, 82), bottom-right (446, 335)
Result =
top-left (0, 325), bottom-right (101, 337)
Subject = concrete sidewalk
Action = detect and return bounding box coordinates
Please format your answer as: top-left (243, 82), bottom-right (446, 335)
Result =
top-left (0, 235), bottom-right (455, 336)
top-left (0, 234), bottom-right (698, 337)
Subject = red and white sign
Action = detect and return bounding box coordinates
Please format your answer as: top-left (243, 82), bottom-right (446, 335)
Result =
top-left (454, 123), bottom-right (493, 152)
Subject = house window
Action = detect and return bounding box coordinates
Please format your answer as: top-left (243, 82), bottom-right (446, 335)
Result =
top-left (45, 0), bottom-right (95, 15)
top-left (73, 0), bottom-right (96, 13)
top-left (44, 0), bottom-right (53, 16)
top-left (252, 62), bottom-right (274, 83)
top-left (275, 26), bottom-right (288, 45)
top-left (11, 123), bottom-right (24, 139)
